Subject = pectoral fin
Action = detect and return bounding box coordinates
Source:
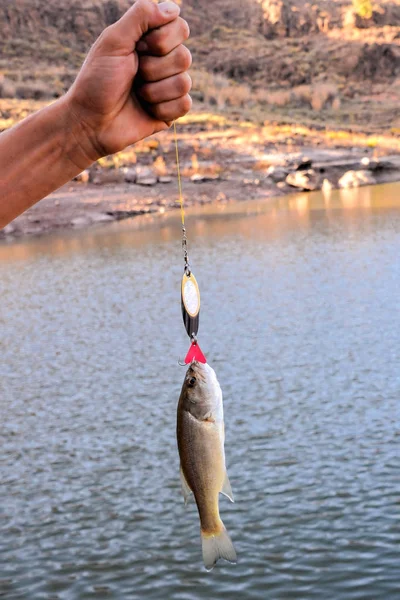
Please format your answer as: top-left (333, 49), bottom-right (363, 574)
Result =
top-left (221, 471), bottom-right (234, 503)
top-left (180, 466), bottom-right (193, 505)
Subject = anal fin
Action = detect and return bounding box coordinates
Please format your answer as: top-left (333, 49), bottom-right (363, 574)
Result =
top-left (180, 466), bottom-right (193, 505)
top-left (221, 471), bottom-right (234, 503)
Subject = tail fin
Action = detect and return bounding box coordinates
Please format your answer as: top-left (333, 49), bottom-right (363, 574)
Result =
top-left (201, 524), bottom-right (237, 571)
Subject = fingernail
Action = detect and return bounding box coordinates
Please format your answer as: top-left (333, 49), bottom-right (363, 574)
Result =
top-left (158, 1), bottom-right (180, 16)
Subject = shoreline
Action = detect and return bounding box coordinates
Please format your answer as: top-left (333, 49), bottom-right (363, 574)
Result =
top-left (2, 121), bottom-right (400, 241)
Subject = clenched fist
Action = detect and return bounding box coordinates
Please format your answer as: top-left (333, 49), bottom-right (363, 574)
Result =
top-left (66, 0), bottom-right (192, 160)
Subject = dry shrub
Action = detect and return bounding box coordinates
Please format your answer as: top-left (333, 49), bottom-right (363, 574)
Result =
top-left (292, 85), bottom-right (313, 106)
top-left (153, 156), bottom-right (167, 176)
top-left (191, 69), bottom-right (339, 113)
top-left (191, 69), bottom-right (251, 109)
top-left (310, 83), bottom-right (339, 111)
top-left (256, 89), bottom-right (292, 107)
top-left (0, 75), bottom-right (16, 98)
top-left (191, 154), bottom-right (199, 173)
top-left (15, 82), bottom-right (54, 100)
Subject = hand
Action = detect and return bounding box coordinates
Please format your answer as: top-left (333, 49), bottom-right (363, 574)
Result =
top-left (65, 0), bottom-right (192, 162)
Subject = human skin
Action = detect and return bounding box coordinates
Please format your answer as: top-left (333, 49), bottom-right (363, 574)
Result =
top-left (0, 0), bottom-right (192, 228)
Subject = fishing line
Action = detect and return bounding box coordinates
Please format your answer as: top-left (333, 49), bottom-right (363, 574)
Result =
top-left (173, 120), bottom-right (206, 364)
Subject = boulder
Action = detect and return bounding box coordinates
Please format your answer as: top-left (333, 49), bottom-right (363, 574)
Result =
top-left (136, 167), bottom-right (157, 186)
top-left (137, 176), bottom-right (158, 186)
top-left (74, 170), bottom-right (89, 183)
top-left (90, 213), bottom-right (115, 223)
top-left (191, 174), bottom-right (221, 183)
top-left (286, 169), bottom-right (319, 191)
top-left (292, 156), bottom-right (313, 171)
top-left (158, 175), bottom-right (173, 184)
top-left (124, 168), bottom-right (137, 183)
top-left (92, 169), bottom-right (125, 185)
top-left (71, 216), bottom-right (92, 227)
top-left (3, 224), bottom-right (15, 235)
top-left (265, 165), bottom-right (288, 182)
top-left (339, 170), bottom-right (376, 188)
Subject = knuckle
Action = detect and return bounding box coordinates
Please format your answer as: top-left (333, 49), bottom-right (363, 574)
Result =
top-left (177, 45), bottom-right (192, 71)
top-left (180, 94), bottom-right (193, 114)
top-left (139, 57), bottom-right (153, 80)
top-left (135, 0), bottom-right (155, 16)
top-left (180, 18), bottom-right (190, 41)
top-left (139, 83), bottom-right (152, 102)
top-left (178, 73), bottom-right (192, 95)
top-left (153, 104), bottom-right (165, 121)
top-left (97, 24), bottom-right (116, 46)
top-left (134, 0), bottom-right (157, 28)
top-left (151, 30), bottom-right (169, 55)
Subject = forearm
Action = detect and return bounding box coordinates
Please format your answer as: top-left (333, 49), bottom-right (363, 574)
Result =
top-left (0, 96), bottom-right (95, 228)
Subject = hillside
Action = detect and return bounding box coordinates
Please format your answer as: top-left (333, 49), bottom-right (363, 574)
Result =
top-left (0, 0), bottom-right (400, 134)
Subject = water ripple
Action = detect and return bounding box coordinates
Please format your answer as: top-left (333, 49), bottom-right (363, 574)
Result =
top-left (1, 188), bottom-right (400, 598)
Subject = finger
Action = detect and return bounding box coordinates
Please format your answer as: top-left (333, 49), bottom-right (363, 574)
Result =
top-left (136, 17), bottom-right (190, 56)
top-left (139, 45), bottom-right (192, 83)
top-left (139, 73), bottom-right (192, 104)
top-left (149, 94), bottom-right (192, 122)
top-left (98, 0), bottom-right (180, 54)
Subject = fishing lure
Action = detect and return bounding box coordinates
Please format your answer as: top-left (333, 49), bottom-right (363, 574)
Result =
top-left (173, 122), bottom-right (206, 364)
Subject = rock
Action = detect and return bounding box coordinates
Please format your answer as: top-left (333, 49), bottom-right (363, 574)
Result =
top-left (74, 170), bottom-right (89, 183)
top-left (294, 156), bottom-right (313, 171)
top-left (137, 176), bottom-right (158, 186)
top-left (124, 168), bottom-right (137, 183)
top-left (360, 156), bottom-right (381, 171)
top-left (339, 170), bottom-right (376, 188)
top-left (106, 209), bottom-right (146, 220)
top-left (258, 153), bottom-right (287, 166)
top-left (191, 174), bottom-right (220, 183)
top-left (92, 169), bottom-right (125, 185)
top-left (71, 216), bottom-right (92, 227)
top-left (24, 227), bottom-right (43, 236)
top-left (286, 169), bottom-right (319, 191)
top-left (158, 175), bottom-right (173, 184)
top-left (136, 167), bottom-right (157, 186)
top-left (360, 157), bottom-right (392, 172)
top-left (276, 181), bottom-right (287, 189)
top-left (360, 156), bottom-right (372, 167)
top-left (90, 213), bottom-right (115, 223)
top-left (266, 166), bottom-right (288, 182)
top-left (3, 224), bottom-right (15, 235)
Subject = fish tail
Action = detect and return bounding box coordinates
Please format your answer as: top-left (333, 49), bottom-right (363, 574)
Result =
top-left (201, 521), bottom-right (237, 571)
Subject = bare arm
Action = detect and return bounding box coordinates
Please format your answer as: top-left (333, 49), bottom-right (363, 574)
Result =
top-left (0, 0), bottom-right (192, 229)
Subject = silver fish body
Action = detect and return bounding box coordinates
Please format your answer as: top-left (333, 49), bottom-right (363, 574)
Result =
top-left (177, 360), bottom-right (236, 570)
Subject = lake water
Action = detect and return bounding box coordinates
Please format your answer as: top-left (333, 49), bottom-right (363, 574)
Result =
top-left (1, 183), bottom-right (400, 599)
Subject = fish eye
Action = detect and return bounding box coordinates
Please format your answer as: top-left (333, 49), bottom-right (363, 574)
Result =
top-left (188, 377), bottom-right (196, 387)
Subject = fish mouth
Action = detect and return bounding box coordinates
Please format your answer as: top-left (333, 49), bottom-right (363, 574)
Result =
top-left (188, 360), bottom-right (208, 381)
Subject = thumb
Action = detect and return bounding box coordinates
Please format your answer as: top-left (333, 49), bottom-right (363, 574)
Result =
top-left (102, 0), bottom-right (181, 53)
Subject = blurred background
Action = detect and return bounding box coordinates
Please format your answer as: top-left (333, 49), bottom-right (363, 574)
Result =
top-left (1, 1), bottom-right (400, 599)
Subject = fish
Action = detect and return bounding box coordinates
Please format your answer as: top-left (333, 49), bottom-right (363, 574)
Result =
top-left (177, 360), bottom-right (237, 570)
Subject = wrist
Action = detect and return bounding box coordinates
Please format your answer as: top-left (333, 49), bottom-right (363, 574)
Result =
top-left (58, 92), bottom-right (103, 171)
